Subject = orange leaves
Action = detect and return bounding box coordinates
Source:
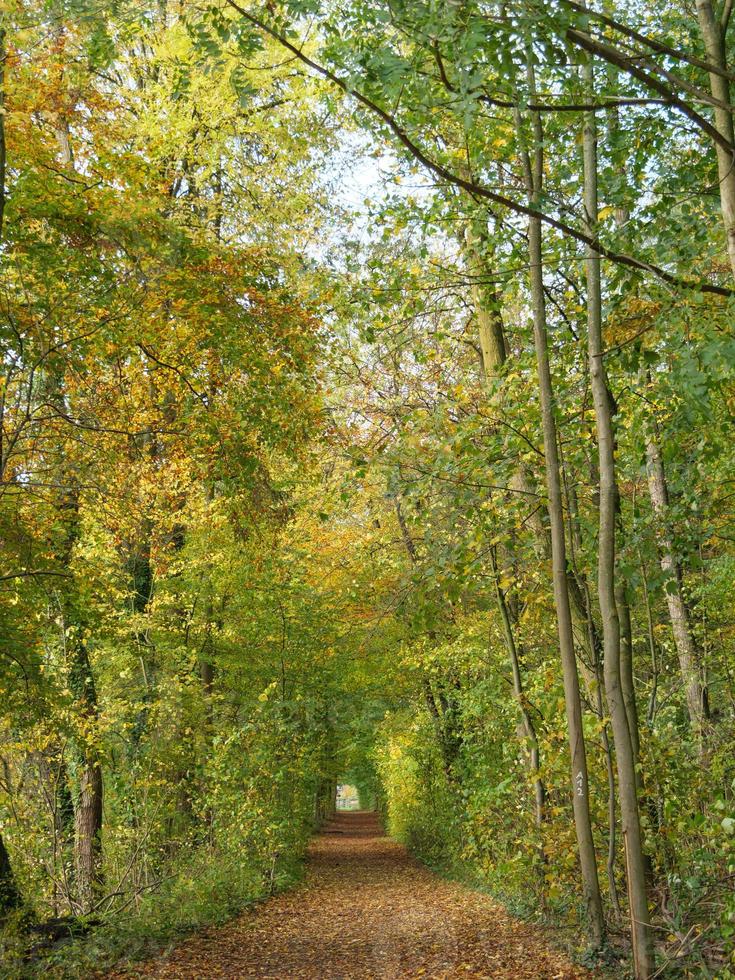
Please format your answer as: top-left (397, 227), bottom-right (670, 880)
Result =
top-left (118, 812), bottom-right (590, 980)
top-left (606, 296), bottom-right (663, 349)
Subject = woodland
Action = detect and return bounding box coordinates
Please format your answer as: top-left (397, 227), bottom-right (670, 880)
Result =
top-left (1, 0), bottom-right (735, 977)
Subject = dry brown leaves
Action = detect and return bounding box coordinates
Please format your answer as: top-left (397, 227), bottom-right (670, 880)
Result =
top-left (108, 812), bottom-right (593, 979)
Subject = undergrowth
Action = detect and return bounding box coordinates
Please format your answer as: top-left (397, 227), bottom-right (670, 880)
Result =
top-left (0, 848), bottom-right (304, 980)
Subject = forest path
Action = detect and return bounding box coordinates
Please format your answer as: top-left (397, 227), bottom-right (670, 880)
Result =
top-left (115, 811), bottom-right (590, 979)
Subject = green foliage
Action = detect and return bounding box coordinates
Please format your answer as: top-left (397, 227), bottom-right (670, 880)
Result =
top-left (3, 0), bottom-right (735, 976)
top-left (1, 847), bottom-right (304, 979)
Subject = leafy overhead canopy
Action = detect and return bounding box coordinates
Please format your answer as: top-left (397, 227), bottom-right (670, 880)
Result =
top-left (2, 1), bottom-right (735, 977)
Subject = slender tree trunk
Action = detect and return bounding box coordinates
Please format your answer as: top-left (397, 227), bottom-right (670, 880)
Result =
top-left (74, 757), bottom-right (103, 913)
top-left (0, 28), bottom-right (6, 241)
top-left (514, 73), bottom-right (605, 942)
top-left (464, 219), bottom-right (507, 384)
top-left (200, 575), bottom-right (216, 728)
top-left (490, 550), bottom-right (546, 836)
top-left (464, 219), bottom-right (546, 834)
top-left (68, 636), bottom-right (103, 913)
top-left (600, 20), bottom-right (712, 740)
top-left (0, 34), bottom-right (23, 922)
top-left (582, 576), bottom-right (622, 918)
top-left (434, 234), bottom-right (549, 827)
top-left (43, 52), bottom-right (105, 913)
top-left (465, 217), bottom-right (553, 540)
top-left (582, 66), bottom-right (652, 976)
top-left (616, 580), bottom-right (640, 765)
top-left (645, 433), bottom-right (709, 733)
top-left (604, 102), bottom-right (641, 790)
top-left (57, 482), bottom-right (104, 912)
top-left (465, 217), bottom-right (612, 722)
top-left (604, 24), bottom-right (710, 741)
top-left (563, 447), bottom-right (621, 916)
top-left (127, 499), bottom-right (156, 754)
top-left (695, 0), bottom-right (735, 277)
top-left (200, 385), bottom-right (220, 731)
top-left (528, 207), bottom-right (604, 947)
top-left (639, 556), bottom-right (660, 726)
top-left (49, 421), bottom-right (104, 916)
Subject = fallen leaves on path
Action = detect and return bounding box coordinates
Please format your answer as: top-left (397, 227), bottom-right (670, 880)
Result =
top-left (110, 812), bottom-right (592, 979)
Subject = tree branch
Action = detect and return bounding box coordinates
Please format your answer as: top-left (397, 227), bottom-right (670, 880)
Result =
top-left (223, 2), bottom-right (734, 297)
top-left (566, 28), bottom-right (735, 157)
top-left (559, 0), bottom-right (735, 81)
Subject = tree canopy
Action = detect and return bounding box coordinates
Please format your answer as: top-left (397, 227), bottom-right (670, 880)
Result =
top-left (1, 1), bottom-right (735, 977)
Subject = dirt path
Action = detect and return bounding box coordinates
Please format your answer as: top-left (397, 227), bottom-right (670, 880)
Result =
top-left (116, 811), bottom-right (591, 979)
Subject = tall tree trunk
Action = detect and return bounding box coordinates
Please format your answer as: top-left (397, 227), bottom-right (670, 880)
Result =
top-left (695, 0), bottom-right (735, 277)
top-left (582, 64), bottom-right (652, 977)
top-left (465, 216), bottom-right (612, 718)
top-left (58, 483), bottom-right (103, 912)
top-left (126, 471), bottom-right (156, 753)
top-left (43, 49), bottom-right (104, 913)
top-left (514, 70), bottom-right (605, 945)
top-left (464, 219), bottom-right (507, 385)
top-left (616, 580), bottom-right (640, 764)
top-left (604, 31), bottom-right (709, 740)
top-left (68, 634), bottom-right (103, 913)
top-left (0, 27), bottom-right (6, 241)
top-left (464, 219), bottom-right (546, 835)
top-left (200, 591), bottom-right (216, 837)
top-left (562, 448), bottom-right (621, 916)
top-left (528, 208), bottom-right (604, 947)
top-left (588, 583), bottom-right (622, 918)
top-left (0, 34), bottom-right (22, 922)
top-left (601, 30), bottom-right (711, 740)
top-left (490, 549), bottom-right (546, 836)
top-left (606, 84), bottom-right (640, 776)
top-left (645, 433), bottom-right (709, 733)
top-left (51, 462), bottom-right (104, 916)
